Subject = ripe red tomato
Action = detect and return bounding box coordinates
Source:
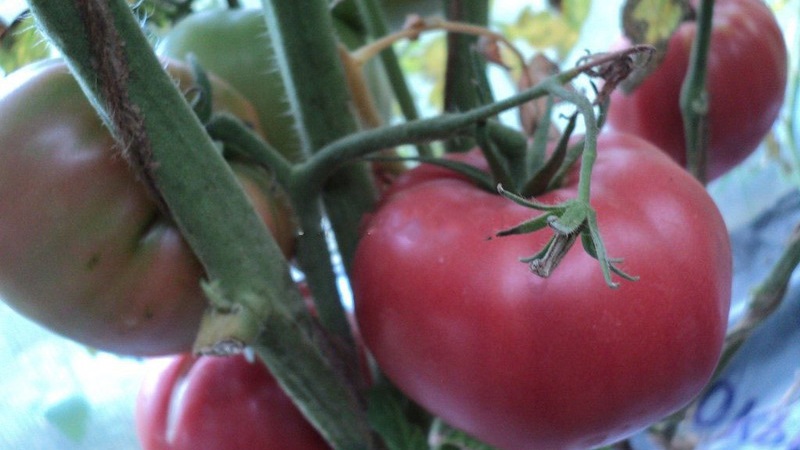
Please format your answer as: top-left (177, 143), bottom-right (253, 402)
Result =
top-left (0, 59), bottom-right (295, 356)
top-left (352, 132), bottom-right (732, 449)
top-left (606, 0), bottom-right (787, 180)
top-left (135, 353), bottom-right (330, 450)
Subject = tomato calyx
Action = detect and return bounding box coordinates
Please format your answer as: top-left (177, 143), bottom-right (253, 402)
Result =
top-left (496, 186), bottom-right (638, 287)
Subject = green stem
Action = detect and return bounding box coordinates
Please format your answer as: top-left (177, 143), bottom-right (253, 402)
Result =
top-left (258, 0), bottom-right (373, 341)
top-left (548, 84), bottom-right (599, 202)
top-left (354, 0), bottom-right (434, 157)
top-left (716, 225), bottom-right (800, 373)
top-left (298, 62), bottom-right (596, 186)
top-left (443, 0), bottom-right (490, 153)
top-left (207, 113), bottom-right (295, 186)
top-left (208, 109), bottom-right (358, 369)
top-left (27, 1), bottom-right (373, 448)
top-left (475, 121), bottom-right (514, 188)
top-left (205, 116), bottom-right (353, 334)
top-left (259, 1), bottom-right (358, 156)
top-left (205, 116), bottom-right (351, 338)
top-left (680, 0), bottom-right (714, 184)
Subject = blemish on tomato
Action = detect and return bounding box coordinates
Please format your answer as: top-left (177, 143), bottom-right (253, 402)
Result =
top-left (84, 253), bottom-right (101, 270)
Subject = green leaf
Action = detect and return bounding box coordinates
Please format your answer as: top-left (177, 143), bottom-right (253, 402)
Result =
top-left (367, 383), bottom-right (428, 450)
top-left (0, 15), bottom-right (52, 75)
top-left (44, 395), bottom-right (91, 443)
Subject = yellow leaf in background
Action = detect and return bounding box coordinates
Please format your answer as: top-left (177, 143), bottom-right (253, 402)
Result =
top-left (619, 0), bottom-right (692, 90)
top-left (419, 37), bottom-right (447, 81)
top-left (397, 35), bottom-right (447, 109)
top-left (502, 1), bottom-right (591, 61)
top-left (561, 0), bottom-right (592, 28)
top-left (622, 0), bottom-right (691, 46)
top-left (398, 36), bottom-right (446, 79)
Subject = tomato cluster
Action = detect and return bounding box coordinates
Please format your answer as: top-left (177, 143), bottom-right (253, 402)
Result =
top-left (3, 0), bottom-right (789, 448)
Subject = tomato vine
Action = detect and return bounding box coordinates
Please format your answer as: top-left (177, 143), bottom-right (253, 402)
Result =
top-left (12, 0), bottom-right (796, 449)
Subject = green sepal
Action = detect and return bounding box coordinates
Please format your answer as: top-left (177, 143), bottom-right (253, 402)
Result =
top-left (525, 94), bottom-right (556, 180)
top-left (581, 231), bottom-right (639, 283)
top-left (475, 120), bottom-right (514, 189)
top-left (496, 184), bottom-right (565, 212)
top-left (486, 120), bottom-right (528, 183)
top-left (547, 200), bottom-right (587, 235)
top-left (547, 138), bottom-right (586, 192)
top-left (186, 54), bottom-right (213, 124)
top-left (496, 211), bottom-right (554, 237)
top-left (523, 111), bottom-right (579, 197)
top-left (518, 236), bottom-right (554, 263)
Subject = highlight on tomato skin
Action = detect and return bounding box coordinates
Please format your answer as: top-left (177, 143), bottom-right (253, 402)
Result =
top-left (606, 0), bottom-right (788, 180)
top-left (0, 58), bottom-right (296, 356)
top-left (352, 131), bottom-right (732, 450)
top-left (135, 353), bottom-right (331, 450)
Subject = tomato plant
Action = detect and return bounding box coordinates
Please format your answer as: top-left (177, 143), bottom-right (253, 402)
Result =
top-left (157, 7), bottom-right (393, 162)
top-left (135, 353), bottom-right (330, 450)
top-left (352, 131), bottom-right (732, 449)
top-left (0, 58), bottom-right (295, 356)
top-left (606, 0), bottom-right (788, 180)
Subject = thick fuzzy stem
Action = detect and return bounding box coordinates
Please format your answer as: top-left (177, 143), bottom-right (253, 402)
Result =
top-left (27, 1), bottom-right (375, 448)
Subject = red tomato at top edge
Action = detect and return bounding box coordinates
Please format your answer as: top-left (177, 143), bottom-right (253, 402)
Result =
top-left (135, 354), bottom-right (330, 450)
top-left (607, 0), bottom-right (787, 180)
top-left (352, 132), bottom-right (732, 450)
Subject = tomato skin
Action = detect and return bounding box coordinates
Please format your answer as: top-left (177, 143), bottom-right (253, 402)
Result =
top-left (157, 8), bottom-right (393, 161)
top-left (352, 132), bottom-right (732, 449)
top-left (135, 354), bottom-right (330, 450)
top-left (0, 59), bottom-right (294, 356)
top-left (607, 0), bottom-right (787, 180)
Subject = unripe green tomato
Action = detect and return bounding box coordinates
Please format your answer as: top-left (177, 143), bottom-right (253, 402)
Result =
top-left (0, 58), bottom-right (295, 356)
top-left (157, 8), bottom-right (393, 162)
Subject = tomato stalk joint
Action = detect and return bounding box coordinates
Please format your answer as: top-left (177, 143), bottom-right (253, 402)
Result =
top-left (496, 185), bottom-right (638, 288)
